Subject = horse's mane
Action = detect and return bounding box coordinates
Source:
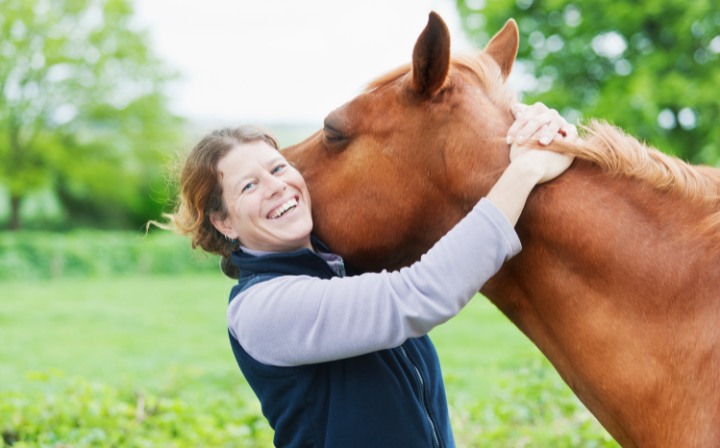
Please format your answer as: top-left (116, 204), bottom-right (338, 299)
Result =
top-left (455, 53), bottom-right (720, 226)
top-left (364, 52), bottom-right (516, 109)
top-left (366, 52), bottom-right (720, 234)
top-left (556, 121), bottom-right (720, 235)
top-left (365, 63), bottom-right (410, 92)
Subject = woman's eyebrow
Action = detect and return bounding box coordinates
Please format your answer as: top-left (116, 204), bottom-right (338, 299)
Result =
top-left (267, 156), bottom-right (287, 166)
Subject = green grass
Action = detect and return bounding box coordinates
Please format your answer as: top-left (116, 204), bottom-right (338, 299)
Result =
top-left (0, 274), bottom-right (237, 391)
top-left (0, 273), bottom-right (537, 398)
top-left (0, 274), bottom-right (617, 447)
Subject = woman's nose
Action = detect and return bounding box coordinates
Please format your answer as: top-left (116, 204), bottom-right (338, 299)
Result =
top-left (263, 172), bottom-right (286, 198)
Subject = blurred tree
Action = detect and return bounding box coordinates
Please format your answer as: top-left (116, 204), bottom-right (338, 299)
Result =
top-left (0, 0), bottom-right (182, 229)
top-left (456, 0), bottom-right (720, 166)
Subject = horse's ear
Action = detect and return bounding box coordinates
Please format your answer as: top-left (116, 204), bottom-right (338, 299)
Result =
top-left (411, 11), bottom-right (451, 99)
top-left (484, 19), bottom-right (519, 81)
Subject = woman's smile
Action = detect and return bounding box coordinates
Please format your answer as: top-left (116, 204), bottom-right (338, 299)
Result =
top-left (267, 196), bottom-right (299, 219)
top-left (212, 140), bottom-right (314, 253)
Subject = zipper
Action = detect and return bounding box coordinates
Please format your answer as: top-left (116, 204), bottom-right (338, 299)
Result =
top-left (398, 346), bottom-right (440, 448)
top-left (338, 261), bottom-right (346, 277)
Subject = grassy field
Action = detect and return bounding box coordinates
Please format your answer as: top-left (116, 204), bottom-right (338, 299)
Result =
top-left (0, 274), bottom-right (617, 447)
top-left (0, 273), bottom-right (539, 397)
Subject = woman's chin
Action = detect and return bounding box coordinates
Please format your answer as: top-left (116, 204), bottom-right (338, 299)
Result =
top-left (281, 217), bottom-right (313, 242)
top-left (270, 229), bottom-right (312, 251)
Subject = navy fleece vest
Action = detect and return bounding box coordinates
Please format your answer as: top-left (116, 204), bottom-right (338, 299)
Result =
top-left (228, 237), bottom-right (455, 448)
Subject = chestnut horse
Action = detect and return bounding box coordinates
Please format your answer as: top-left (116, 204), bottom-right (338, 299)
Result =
top-left (282, 12), bottom-right (720, 448)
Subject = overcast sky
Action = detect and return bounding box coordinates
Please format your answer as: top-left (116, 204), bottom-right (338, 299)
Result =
top-left (132, 0), bottom-right (474, 126)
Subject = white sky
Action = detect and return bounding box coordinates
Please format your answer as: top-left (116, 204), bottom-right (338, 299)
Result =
top-left (132, 0), bottom-right (474, 126)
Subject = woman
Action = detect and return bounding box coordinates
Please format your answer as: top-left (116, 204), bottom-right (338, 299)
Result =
top-left (168, 102), bottom-right (578, 447)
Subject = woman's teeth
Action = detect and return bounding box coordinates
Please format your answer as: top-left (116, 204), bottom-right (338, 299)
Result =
top-left (270, 198), bottom-right (298, 219)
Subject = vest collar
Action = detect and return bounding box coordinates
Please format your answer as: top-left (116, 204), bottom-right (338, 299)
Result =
top-left (230, 235), bottom-right (338, 280)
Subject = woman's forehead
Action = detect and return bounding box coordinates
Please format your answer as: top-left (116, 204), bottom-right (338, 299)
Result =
top-left (222, 141), bottom-right (284, 173)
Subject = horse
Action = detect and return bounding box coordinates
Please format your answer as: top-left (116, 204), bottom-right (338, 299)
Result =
top-left (281, 12), bottom-right (720, 448)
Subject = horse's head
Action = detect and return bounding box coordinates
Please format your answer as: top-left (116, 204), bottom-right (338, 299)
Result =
top-left (283, 13), bottom-right (520, 272)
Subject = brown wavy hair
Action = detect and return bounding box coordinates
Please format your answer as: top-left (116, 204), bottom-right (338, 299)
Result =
top-left (154, 125), bottom-right (279, 278)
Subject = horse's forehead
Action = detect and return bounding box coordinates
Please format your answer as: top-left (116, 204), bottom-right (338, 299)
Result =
top-left (346, 71), bottom-right (478, 125)
top-left (339, 85), bottom-right (406, 129)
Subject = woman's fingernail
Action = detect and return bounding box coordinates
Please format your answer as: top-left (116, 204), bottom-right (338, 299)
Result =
top-left (506, 135), bottom-right (512, 144)
top-left (540, 136), bottom-right (550, 145)
top-left (516, 135), bottom-right (524, 143)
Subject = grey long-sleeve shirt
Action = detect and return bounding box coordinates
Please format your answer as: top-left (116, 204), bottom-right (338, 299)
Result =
top-left (227, 198), bottom-right (522, 367)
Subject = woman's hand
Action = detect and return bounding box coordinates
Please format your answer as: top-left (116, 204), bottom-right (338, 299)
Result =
top-left (507, 102), bottom-right (580, 184)
top-left (507, 102), bottom-right (577, 146)
top-left (511, 146), bottom-right (575, 184)
top-left (487, 102), bottom-right (581, 225)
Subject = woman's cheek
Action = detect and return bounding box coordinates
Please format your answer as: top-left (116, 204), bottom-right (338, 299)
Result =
top-left (233, 198), bottom-right (251, 227)
top-left (289, 168), bottom-right (305, 183)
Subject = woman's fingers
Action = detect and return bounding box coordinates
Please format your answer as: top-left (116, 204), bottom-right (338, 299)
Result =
top-left (507, 107), bottom-right (529, 143)
top-left (535, 124), bottom-right (552, 145)
top-left (508, 102), bottom-right (576, 146)
top-left (507, 102), bottom-right (555, 144)
top-left (560, 124), bottom-right (579, 143)
top-left (539, 120), bottom-right (562, 146)
top-left (511, 103), bottom-right (529, 119)
top-left (506, 103), bottom-right (544, 142)
top-left (514, 109), bottom-right (559, 145)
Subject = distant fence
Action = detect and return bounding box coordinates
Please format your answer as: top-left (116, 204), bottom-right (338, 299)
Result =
top-left (0, 231), bottom-right (220, 281)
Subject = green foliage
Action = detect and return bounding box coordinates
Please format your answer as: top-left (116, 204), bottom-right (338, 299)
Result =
top-left (0, 0), bottom-right (183, 229)
top-left (0, 274), bottom-right (618, 446)
top-left (456, 0), bottom-right (720, 165)
top-left (1, 370), bottom-right (274, 447)
top-left (450, 358), bottom-right (618, 447)
top-left (0, 360), bottom-right (618, 447)
top-left (0, 230), bottom-right (219, 280)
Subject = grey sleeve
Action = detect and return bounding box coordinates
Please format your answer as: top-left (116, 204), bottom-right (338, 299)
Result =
top-left (227, 198), bottom-right (521, 367)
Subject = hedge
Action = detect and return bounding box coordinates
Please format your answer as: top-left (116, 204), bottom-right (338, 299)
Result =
top-left (0, 231), bottom-right (219, 281)
top-left (1, 358), bottom-right (619, 447)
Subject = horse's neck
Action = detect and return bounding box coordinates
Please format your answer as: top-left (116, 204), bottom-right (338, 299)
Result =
top-left (481, 159), bottom-right (720, 447)
top-left (498, 159), bottom-right (719, 303)
top-left (486, 160), bottom-right (720, 352)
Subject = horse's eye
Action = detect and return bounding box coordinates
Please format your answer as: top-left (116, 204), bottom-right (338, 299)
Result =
top-left (323, 125), bottom-right (346, 146)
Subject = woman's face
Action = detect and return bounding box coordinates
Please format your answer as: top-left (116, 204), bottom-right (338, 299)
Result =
top-left (214, 140), bottom-right (313, 253)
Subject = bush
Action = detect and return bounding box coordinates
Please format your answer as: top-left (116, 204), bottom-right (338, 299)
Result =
top-left (0, 231), bottom-right (219, 281)
top-left (449, 357), bottom-right (619, 447)
top-left (0, 370), bottom-right (273, 447)
top-left (1, 358), bottom-right (619, 447)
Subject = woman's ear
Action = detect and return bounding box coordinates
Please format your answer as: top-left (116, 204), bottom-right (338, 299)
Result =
top-left (210, 212), bottom-right (236, 240)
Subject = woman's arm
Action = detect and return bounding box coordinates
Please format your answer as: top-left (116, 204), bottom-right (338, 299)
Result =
top-left (228, 103), bottom-right (578, 367)
top-left (486, 143), bottom-right (575, 226)
top-left (488, 102), bottom-right (578, 226)
top-left (228, 198), bottom-right (519, 367)
top-left (485, 161), bottom-right (542, 227)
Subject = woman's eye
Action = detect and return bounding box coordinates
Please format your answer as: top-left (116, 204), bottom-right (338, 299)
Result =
top-left (271, 165), bottom-right (285, 174)
top-left (242, 182), bottom-right (255, 192)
